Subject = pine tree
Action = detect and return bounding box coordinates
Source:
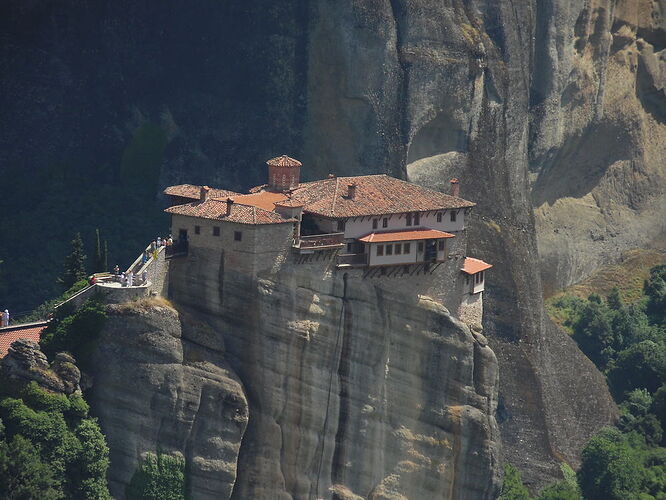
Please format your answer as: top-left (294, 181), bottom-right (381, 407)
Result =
top-left (59, 233), bottom-right (87, 289)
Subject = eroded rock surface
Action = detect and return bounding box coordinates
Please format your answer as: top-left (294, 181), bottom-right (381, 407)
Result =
top-left (87, 301), bottom-right (248, 499)
top-left (167, 255), bottom-right (501, 500)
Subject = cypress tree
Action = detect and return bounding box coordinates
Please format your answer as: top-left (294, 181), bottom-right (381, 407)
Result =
top-left (59, 233), bottom-right (87, 289)
top-left (102, 240), bottom-right (108, 273)
top-left (94, 229), bottom-right (103, 273)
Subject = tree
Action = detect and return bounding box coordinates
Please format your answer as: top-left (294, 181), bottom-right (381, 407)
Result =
top-left (126, 452), bottom-right (186, 500)
top-left (578, 428), bottom-right (645, 500)
top-left (0, 434), bottom-right (60, 500)
top-left (653, 384), bottom-right (666, 445)
top-left (535, 481), bottom-right (581, 500)
top-left (499, 463), bottom-right (531, 500)
top-left (59, 233), bottom-right (87, 289)
top-left (607, 341), bottom-right (666, 398)
top-left (644, 265), bottom-right (666, 323)
top-left (93, 229), bottom-right (103, 273)
top-left (619, 390), bottom-right (663, 446)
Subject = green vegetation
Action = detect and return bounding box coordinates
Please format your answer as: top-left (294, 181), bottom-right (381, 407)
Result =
top-left (126, 451), bottom-right (186, 500)
top-left (499, 463), bottom-right (531, 500)
top-left (59, 233), bottom-right (88, 290)
top-left (22, 279), bottom-right (89, 323)
top-left (528, 263), bottom-right (666, 499)
top-left (40, 298), bottom-right (107, 370)
top-left (0, 382), bottom-right (110, 499)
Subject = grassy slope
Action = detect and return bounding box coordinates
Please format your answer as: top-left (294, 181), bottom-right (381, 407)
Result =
top-left (545, 248), bottom-right (666, 331)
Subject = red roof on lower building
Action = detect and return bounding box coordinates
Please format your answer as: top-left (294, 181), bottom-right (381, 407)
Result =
top-left (0, 323), bottom-right (47, 358)
top-left (358, 228), bottom-right (455, 243)
top-left (462, 257), bottom-right (493, 275)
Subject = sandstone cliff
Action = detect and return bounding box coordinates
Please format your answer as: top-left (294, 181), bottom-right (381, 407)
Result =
top-left (90, 264), bottom-right (501, 499)
top-left (87, 300), bottom-right (248, 499)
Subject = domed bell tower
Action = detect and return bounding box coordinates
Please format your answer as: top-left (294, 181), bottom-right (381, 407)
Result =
top-left (267, 155), bottom-right (302, 192)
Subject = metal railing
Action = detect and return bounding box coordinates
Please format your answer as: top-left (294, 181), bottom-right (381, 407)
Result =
top-left (296, 233), bottom-right (345, 249)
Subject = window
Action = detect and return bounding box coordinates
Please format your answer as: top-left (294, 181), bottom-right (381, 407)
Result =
top-left (465, 275), bottom-right (470, 285)
top-left (403, 243), bottom-right (410, 254)
top-left (194, 225), bottom-right (201, 235)
top-left (178, 229), bottom-right (188, 241)
top-left (418, 242), bottom-right (424, 252)
top-left (386, 244), bottom-right (393, 255)
top-left (480, 271), bottom-right (484, 283)
top-left (337, 220), bottom-right (346, 232)
top-left (395, 243), bottom-right (402, 255)
top-left (475, 273), bottom-right (481, 283)
top-left (234, 231), bottom-right (242, 241)
top-left (377, 245), bottom-right (384, 256)
top-left (437, 212), bottom-right (442, 223)
top-left (213, 226), bottom-right (220, 236)
top-left (438, 240), bottom-right (445, 251)
top-left (450, 210), bottom-right (457, 222)
top-left (382, 218), bottom-right (388, 228)
top-left (372, 219), bottom-right (378, 230)
top-left (414, 212), bottom-right (420, 225)
top-left (406, 213), bottom-right (412, 226)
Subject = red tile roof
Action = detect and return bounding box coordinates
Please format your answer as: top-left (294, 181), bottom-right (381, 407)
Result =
top-left (231, 192), bottom-right (288, 211)
top-left (358, 228), bottom-right (455, 243)
top-left (165, 199), bottom-right (295, 225)
top-left (266, 155), bottom-right (302, 167)
top-left (164, 184), bottom-right (240, 200)
top-left (0, 324), bottom-right (47, 358)
top-left (283, 175), bottom-right (475, 218)
top-left (462, 257), bottom-right (493, 275)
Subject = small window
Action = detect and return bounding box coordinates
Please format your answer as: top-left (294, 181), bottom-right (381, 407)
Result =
top-left (465, 275), bottom-right (470, 285)
top-left (395, 244), bottom-right (402, 255)
top-left (213, 226), bottom-right (220, 236)
top-left (377, 245), bottom-right (384, 256)
top-left (406, 213), bottom-right (412, 226)
top-left (418, 242), bottom-right (424, 252)
top-left (194, 225), bottom-right (201, 235)
top-left (337, 220), bottom-right (346, 232)
top-left (386, 244), bottom-right (393, 255)
top-left (403, 243), bottom-right (410, 254)
top-left (414, 213), bottom-right (420, 225)
top-left (450, 211), bottom-right (457, 222)
top-left (372, 219), bottom-right (378, 229)
top-left (382, 218), bottom-right (388, 228)
top-left (438, 240), bottom-right (444, 251)
top-left (480, 271), bottom-right (484, 283)
top-left (437, 212), bottom-right (442, 223)
top-left (234, 231), bottom-right (242, 241)
top-left (476, 273), bottom-right (481, 283)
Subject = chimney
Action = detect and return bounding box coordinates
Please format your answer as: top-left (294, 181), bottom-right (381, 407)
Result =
top-left (200, 185), bottom-right (211, 201)
top-left (450, 178), bottom-right (460, 198)
top-left (347, 183), bottom-right (357, 199)
top-left (226, 197), bottom-right (234, 216)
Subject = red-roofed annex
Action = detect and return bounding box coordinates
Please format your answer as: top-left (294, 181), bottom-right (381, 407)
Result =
top-left (0, 323), bottom-right (47, 358)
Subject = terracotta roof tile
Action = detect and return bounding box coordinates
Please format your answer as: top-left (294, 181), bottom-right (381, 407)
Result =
top-left (284, 174), bottom-right (475, 218)
top-left (0, 324), bottom-right (46, 358)
top-left (358, 228), bottom-right (455, 243)
top-left (231, 192), bottom-right (288, 211)
top-left (266, 155), bottom-right (302, 167)
top-left (165, 199), bottom-right (295, 225)
top-left (462, 257), bottom-right (493, 275)
top-left (164, 184), bottom-right (240, 200)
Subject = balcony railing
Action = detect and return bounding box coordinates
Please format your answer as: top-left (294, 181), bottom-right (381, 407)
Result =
top-left (295, 232), bottom-right (345, 250)
top-left (336, 253), bottom-right (368, 266)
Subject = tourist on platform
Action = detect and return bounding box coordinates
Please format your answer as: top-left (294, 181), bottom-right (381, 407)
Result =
top-left (167, 234), bottom-right (173, 246)
top-left (121, 272), bottom-right (126, 287)
top-left (157, 237), bottom-right (162, 247)
top-left (142, 270), bottom-right (148, 284)
top-left (127, 271), bottom-right (134, 287)
top-left (114, 264), bottom-right (120, 275)
top-left (142, 252), bottom-right (148, 264)
top-left (2, 309), bottom-right (9, 327)
top-left (151, 240), bottom-right (157, 252)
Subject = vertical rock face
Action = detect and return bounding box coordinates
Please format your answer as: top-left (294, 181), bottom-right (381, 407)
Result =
top-left (166, 256), bottom-right (501, 499)
top-left (87, 301), bottom-right (248, 499)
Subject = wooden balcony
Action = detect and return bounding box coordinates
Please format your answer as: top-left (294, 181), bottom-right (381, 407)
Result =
top-left (336, 253), bottom-right (368, 267)
top-left (293, 233), bottom-right (345, 253)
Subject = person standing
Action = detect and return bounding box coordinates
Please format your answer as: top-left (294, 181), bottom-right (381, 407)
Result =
top-left (2, 309), bottom-right (9, 327)
top-left (142, 270), bottom-right (148, 284)
top-left (114, 264), bottom-right (120, 275)
top-left (127, 271), bottom-right (134, 287)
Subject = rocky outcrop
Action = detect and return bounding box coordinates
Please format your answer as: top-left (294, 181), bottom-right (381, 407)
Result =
top-left (86, 300), bottom-right (248, 499)
top-left (1, 339), bottom-right (81, 395)
top-left (166, 253), bottom-right (501, 499)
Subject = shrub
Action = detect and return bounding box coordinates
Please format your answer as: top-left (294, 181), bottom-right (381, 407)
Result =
top-left (499, 463), bottom-right (531, 500)
top-left (126, 451), bottom-right (186, 500)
